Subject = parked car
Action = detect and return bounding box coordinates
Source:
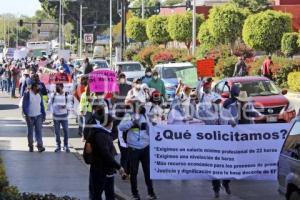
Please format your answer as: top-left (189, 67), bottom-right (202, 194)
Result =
top-left (278, 114), bottom-right (300, 200)
top-left (91, 59), bottom-right (109, 69)
top-left (153, 62), bottom-right (197, 100)
top-left (114, 61), bottom-right (145, 83)
top-left (213, 76), bottom-right (296, 123)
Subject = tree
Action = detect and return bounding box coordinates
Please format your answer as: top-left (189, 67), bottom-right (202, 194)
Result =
top-left (64, 22), bottom-right (75, 45)
top-left (207, 4), bottom-right (249, 50)
top-left (163, 0), bottom-right (183, 6)
top-left (281, 32), bottom-right (300, 57)
top-left (168, 12), bottom-right (204, 49)
top-left (197, 21), bottom-right (217, 57)
top-left (243, 10), bottom-right (292, 53)
top-left (146, 15), bottom-right (170, 45)
top-left (126, 17), bottom-right (147, 42)
top-left (230, 0), bottom-right (269, 13)
top-left (129, 0), bottom-right (159, 18)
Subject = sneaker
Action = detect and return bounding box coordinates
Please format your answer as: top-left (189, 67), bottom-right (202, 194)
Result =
top-left (37, 146), bottom-right (46, 153)
top-left (214, 191), bottom-right (219, 198)
top-left (132, 194), bottom-right (141, 200)
top-left (147, 193), bottom-right (158, 200)
top-left (224, 186), bottom-right (231, 195)
top-left (29, 146), bottom-right (34, 152)
top-left (64, 147), bottom-right (70, 153)
top-left (54, 147), bottom-right (61, 153)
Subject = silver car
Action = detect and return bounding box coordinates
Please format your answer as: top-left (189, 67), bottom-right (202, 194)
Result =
top-left (278, 114), bottom-right (300, 200)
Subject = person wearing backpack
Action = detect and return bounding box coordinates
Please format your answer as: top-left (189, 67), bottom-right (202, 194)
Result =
top-left (48, 83), bottom-right (73, 153)
top-left (83, 100), bottom-right (124, 200)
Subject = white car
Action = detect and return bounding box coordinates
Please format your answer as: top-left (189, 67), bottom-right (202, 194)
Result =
top-left (114, 61), bottom-right (145, 83)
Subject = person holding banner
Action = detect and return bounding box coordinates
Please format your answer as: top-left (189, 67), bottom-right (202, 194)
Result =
top-left (48, 83), bottom-right (73, 153)
top-left (208, 93), bottom-right (234, 198)
top-left (118, 101), bottom-right (157, 200)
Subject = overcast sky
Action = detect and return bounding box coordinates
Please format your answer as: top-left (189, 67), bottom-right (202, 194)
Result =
top-left (0, 0), bottom-right (41, 17)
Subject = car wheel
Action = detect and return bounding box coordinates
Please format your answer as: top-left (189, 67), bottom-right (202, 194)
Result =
top-left (289, 190), bottom-right (300, 200)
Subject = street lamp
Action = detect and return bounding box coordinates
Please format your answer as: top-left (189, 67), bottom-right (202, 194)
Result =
top-left (110, 0), bottom-right (113, 66)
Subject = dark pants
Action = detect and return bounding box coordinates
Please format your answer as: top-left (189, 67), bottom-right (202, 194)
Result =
top-left (118, 143), bottom-right (130, 174)
top-left (89, 166), bottom-right (115, 200)
top-left (212, 180), bottom-right (230, 192)
top-left (129, 146), bottom-right (154, 196)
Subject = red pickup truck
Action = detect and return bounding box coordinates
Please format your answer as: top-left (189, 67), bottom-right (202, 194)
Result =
top-left (213, 76), bottom-right (296, 123)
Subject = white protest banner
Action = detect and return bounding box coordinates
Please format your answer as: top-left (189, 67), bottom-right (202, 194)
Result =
top-left (150, 123), bottom-right (292, 180)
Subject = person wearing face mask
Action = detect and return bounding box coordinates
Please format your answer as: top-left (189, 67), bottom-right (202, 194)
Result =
top-left (198, 77), bottom-right (217, 121)
top-left (114, 73), bottom-right (132, 104)
top-left (22, 83), bottom-right (46, 152)
top-left (141, 68), bottom-right (152, 85)
top-left (48, 83), bottom-right (73, 153)
top-left (206, 94), bottom-right (235, 198)
top-left (167, 85), bottom-right (193, 124)
top-left (118, 102), bottom-right (157, 200)
top-left (147, 90), bottom-right (165, 124)
top-left (147, 71), bottom-right (166, 101)
top-left (125, 79), bottom-right (147, 104)
top-left (84, 100), bottom-right (125, 200)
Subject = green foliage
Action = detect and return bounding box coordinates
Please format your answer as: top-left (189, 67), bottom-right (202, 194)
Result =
top-left (124, 46), bottom-right (142, 60)
top-left (243, 10), bottom-right (292, 53)
top-left (230, 0), bottom-right (269, 13)
top-left (126, 17), bottom-right (148, 42)
top-left (207, 4), bottom-right (249, 46)
top-left (215, 56), bottom-right (237, 78)
top-left (168, 12), bottom-right (204, 49)
top-left (197, 21), bottom-right (217, 57)
top-left (288, 72), bottom-right (300, 92)
top-left (162, 0), bottom-right (183, 6)
top-left (146, 15), bottom-right (170, 45)
top-left (281, 32), bottom-right (300, 57)
top-left (274, 62), bottom-right (300, 88)
top-left (129, 0), bottom-right (158, 18)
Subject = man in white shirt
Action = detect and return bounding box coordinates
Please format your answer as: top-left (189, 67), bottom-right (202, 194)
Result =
top-left (48, 83), bottom-right (73, 152)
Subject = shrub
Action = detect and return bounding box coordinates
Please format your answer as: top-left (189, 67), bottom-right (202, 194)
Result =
top-left (151, 51), bottom-right (174, 66)
top-left (275, 63), bottom-right (300, 88)
top-left (281, 32), bottom-right (300, 57)
top-left (137, 46), bottom-right (161, 67)
top-left (215, 56), bottom-right (237, 78)
top-left (126, 17), bottom-right (147, 43)
top-left (124, 47), bottom-right (141, 61)
top-left (288, 72), bottom-right (300, 91)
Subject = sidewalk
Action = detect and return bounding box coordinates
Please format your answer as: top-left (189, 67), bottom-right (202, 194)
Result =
top-left (0, 93), bottom-right (89, 200)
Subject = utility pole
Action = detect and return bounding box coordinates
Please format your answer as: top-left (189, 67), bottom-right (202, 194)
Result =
top-left (16, 22), bottom-right (19, 48)
top-left (121, 0), bottom-right (127, 60)
top-left (109, 0), bottom-right (113, 66)
top-left (192, 0), bottom-right (196, 56)
top-left (79, 1), bottom-right (83, 58)
top-left (59, 0), bottom-right (62, 50)
top-left (141, 0), bottom-right (145, 19)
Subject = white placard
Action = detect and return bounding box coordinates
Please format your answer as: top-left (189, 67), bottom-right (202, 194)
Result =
top-left (150, 123), bottom-right (292, 180)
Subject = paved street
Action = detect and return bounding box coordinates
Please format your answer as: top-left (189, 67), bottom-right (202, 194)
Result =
top-left (0, 91), bottom-right (298, 200)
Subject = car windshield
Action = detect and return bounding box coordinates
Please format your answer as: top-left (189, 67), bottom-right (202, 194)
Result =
top-left (281, 121), bottom-right (300, 155)
top-left (92, 61), bottom-right (108, 68)
top-left (162, 66), bottom-right (194, 79)
top-left (234, 80), bottom-right (280, 97)
top-left (118, 63), bottom-right (141, 72)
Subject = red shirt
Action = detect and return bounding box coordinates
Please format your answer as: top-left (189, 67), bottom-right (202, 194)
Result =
top-left (262, 59), bottom-right (273, 75)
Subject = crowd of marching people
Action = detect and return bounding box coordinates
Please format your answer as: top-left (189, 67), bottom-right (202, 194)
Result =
top-left (0, 55), bottom-right (260, 200)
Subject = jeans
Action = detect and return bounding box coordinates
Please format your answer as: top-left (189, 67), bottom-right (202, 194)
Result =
top-left (128, 146), bottom-right (154, 196)
top-left (7, 78), bottom-right (11, 93)
top-left (53, 119), bottom-right (69, 148)
top-left (1, 79), bottom-right (7, 92)
top-left (11, 77), bottom-right (17, 97)
top-left (25, 115), bottom-right (43, 148)
top-left (118, 143), bottom-right (130, 174)
top-left (212, 180), bottom-right (230, 192)
top-left (89, 166), bottom-right (115, 200)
